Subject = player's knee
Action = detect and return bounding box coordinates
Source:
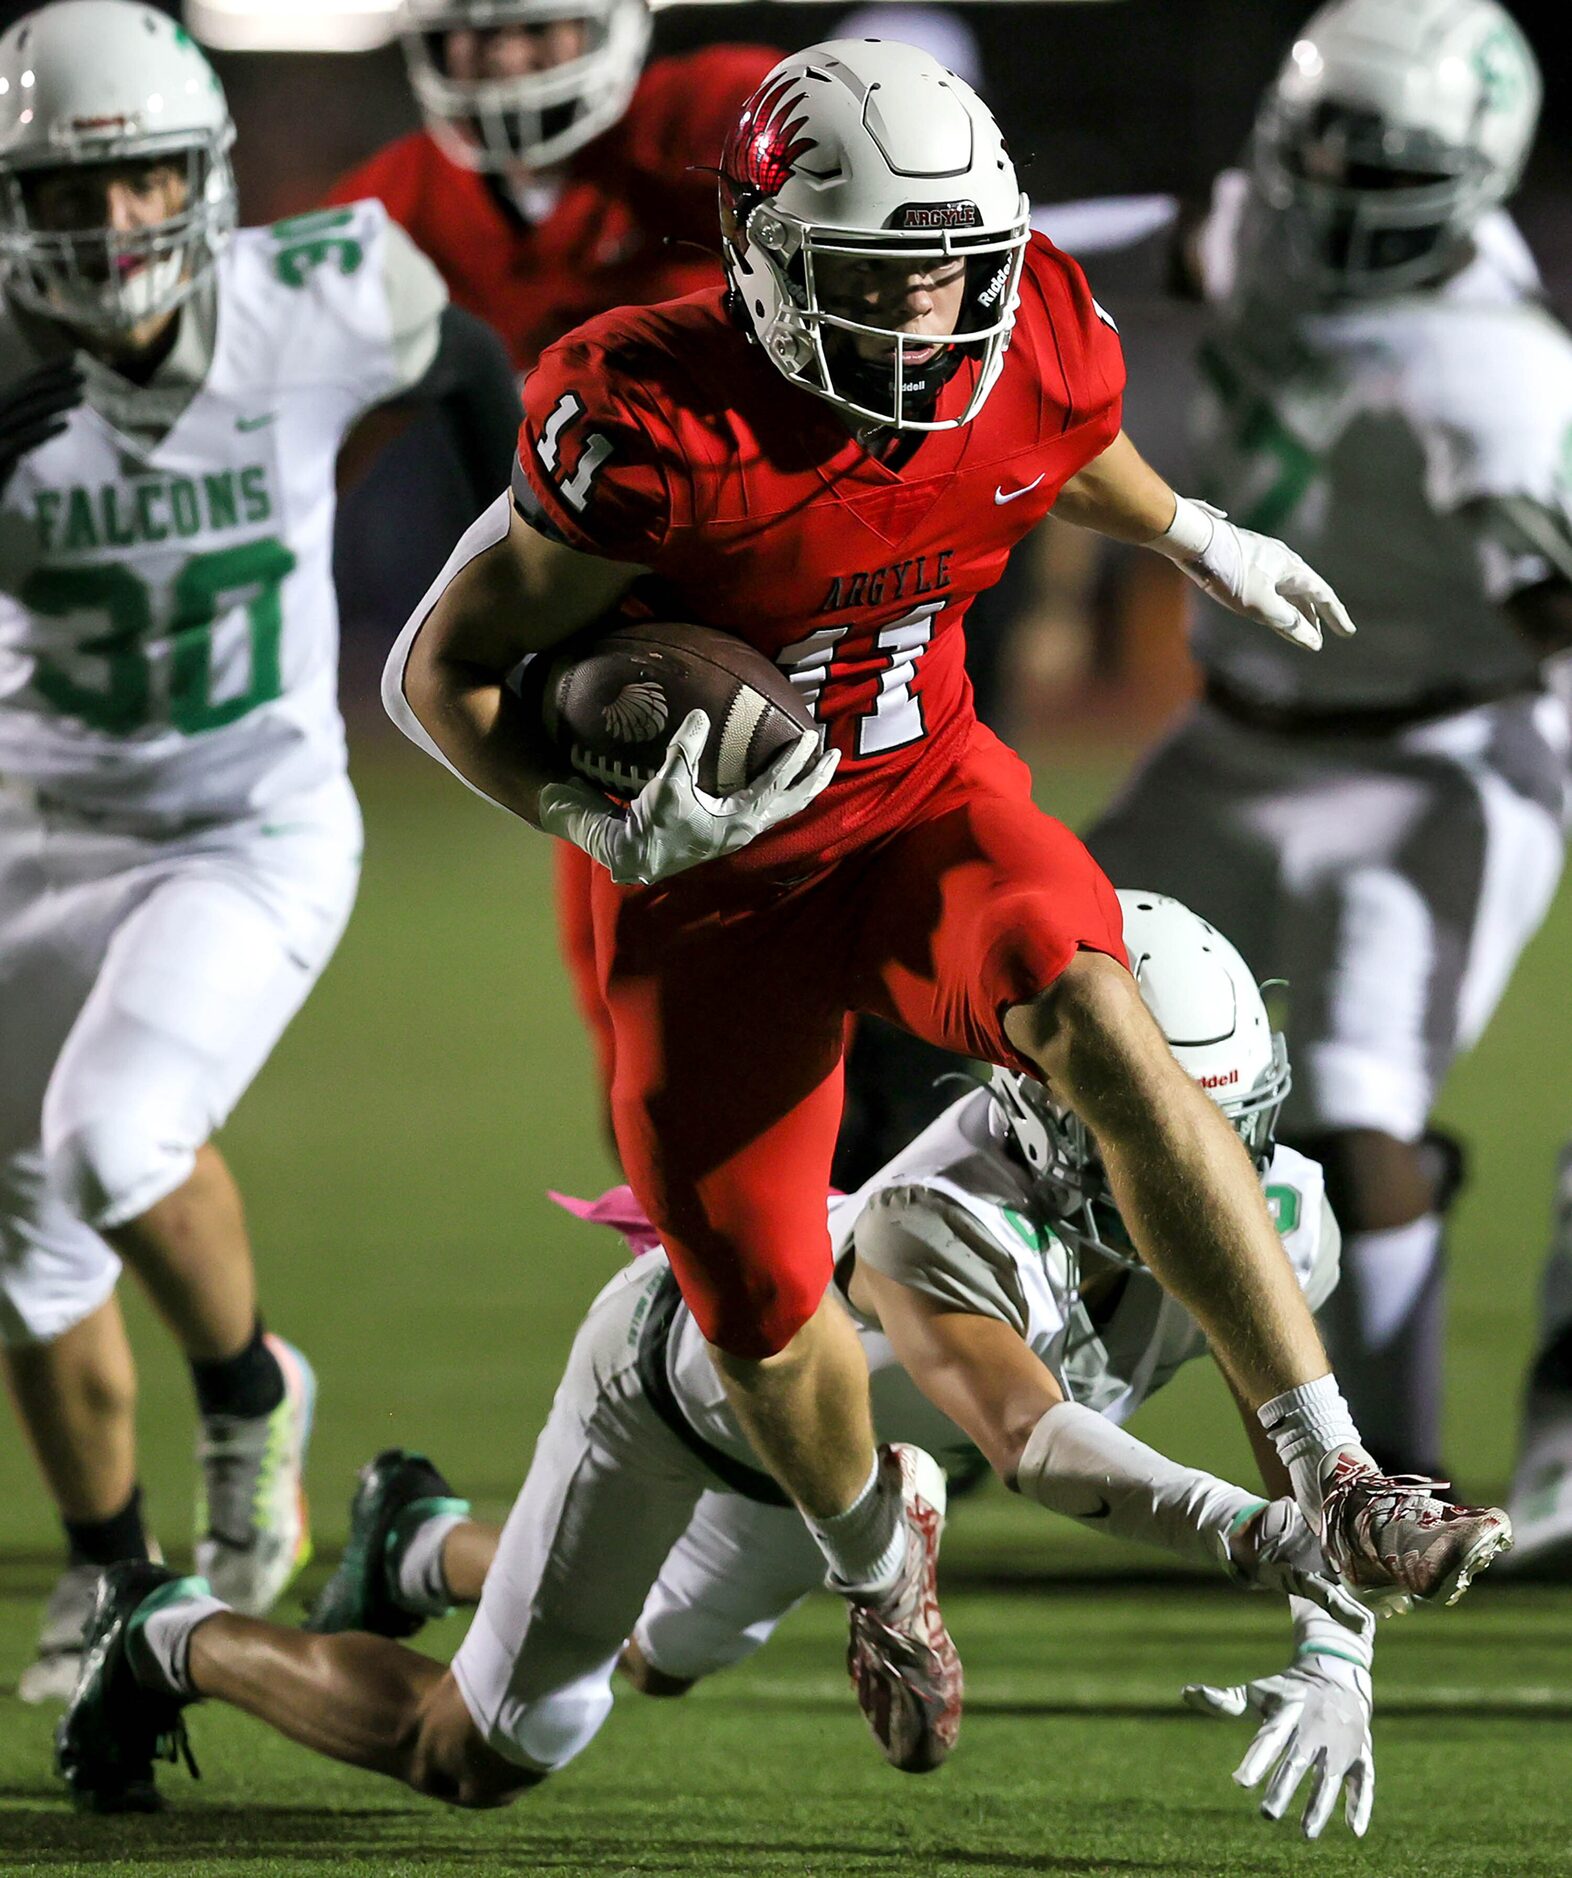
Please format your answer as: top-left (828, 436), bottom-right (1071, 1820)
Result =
top-left (408, 1686), bottom-right (544, 1810)
top-left (617, 1637), bottom-right (696, 1698)
top-left (42, 1112), bottom-right (192, 1232)
top-left (693, 1263), bottom-right (825, 1360)
top-left (1007, 950), bottom-right (1161, 1119)
top-left (1295, 1128), bottom-right (1460, 1234)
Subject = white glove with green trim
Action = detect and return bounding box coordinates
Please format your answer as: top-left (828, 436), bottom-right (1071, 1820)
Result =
top-left (1182, 1596), bottom-right (1375, 1841)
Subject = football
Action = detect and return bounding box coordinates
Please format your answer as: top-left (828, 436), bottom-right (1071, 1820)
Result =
top-left (538, 619), bottom-right (818, 797)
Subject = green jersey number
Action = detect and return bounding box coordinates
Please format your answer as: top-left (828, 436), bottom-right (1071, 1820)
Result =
top-left (1266, 1183), bottom-right (1302, 1237)
top-left (24, 536), bottom-right (296, 736)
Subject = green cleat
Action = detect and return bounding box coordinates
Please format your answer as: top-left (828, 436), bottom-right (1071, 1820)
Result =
top-left (54, 1562), bottom-right (203, 1814)
top-left (303, 1448), bottom-right (468, 1639)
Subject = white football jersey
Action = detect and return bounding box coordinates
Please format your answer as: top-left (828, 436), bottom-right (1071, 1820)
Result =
top-left (0, 201), bottom-right (447, 818)
top-left (1189, 172), bottom-right (1572, 710)
top-left (665, 1086), bottom-right (1336, 1475)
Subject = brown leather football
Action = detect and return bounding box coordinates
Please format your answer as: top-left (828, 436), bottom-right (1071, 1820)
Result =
top-left (539, 620), bottom-right (818, 797)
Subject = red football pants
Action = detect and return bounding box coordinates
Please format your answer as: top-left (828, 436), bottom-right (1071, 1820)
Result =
top-left (554, 840), bottom-right (617, 1105)
top-left (591, 725), bottom-right (1126, 1358)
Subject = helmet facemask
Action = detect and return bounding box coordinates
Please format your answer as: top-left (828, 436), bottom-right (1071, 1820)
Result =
top-left (733, 202), bottom-right (1029, 432)
top-left (1254, 97), bottom-right (1494, 296)
top-left (0, 136), bottom-right (235, 338)
top-left (399, 0), bottom-right (650, 174)
top-left (990, 1029), bottom-right (1291, 1279)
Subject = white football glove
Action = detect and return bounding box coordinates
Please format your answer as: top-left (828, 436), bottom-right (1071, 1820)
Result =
top-left (537, 708), bottom-right (838, 887)
top-left (1155, 495), bottom-right (1357, 652)
top-left (1225, 1498), bottom-right (1375, 1637)
top-left (1183, 1598), bottom-right (1375, 1842)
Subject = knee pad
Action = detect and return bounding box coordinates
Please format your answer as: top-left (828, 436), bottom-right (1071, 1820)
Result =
top-left (1417, 1129), bottom-right (1468, 1218)
top-left (43, 1115), bottom-right (194, 1232)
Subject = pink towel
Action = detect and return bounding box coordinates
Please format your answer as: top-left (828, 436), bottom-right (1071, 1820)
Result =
top-left (548, 1185), bottom-right (663, 1258)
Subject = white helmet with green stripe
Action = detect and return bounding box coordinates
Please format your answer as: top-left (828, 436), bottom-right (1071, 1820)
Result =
top-left (0, 0), bottom-right (236, 337)
top-left (991, 889), bottom-right (1290, 1268)
top-left (1249, 0), bottom-right (1541, 296)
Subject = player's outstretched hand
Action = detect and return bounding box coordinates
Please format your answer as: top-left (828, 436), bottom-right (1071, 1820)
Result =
top-left (1182, 1655), bottom-right (1374, 1841)
top-left (1159, 496), bottom-right (1357, 652)
top-left (538, 710), bottom-right (839, 886)
top-left (0, 359), bottom-right (84, 501)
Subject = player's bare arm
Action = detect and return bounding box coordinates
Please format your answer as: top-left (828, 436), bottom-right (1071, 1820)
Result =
top-left (1054, 428), bottom-right (1357, 650)
top-left (394, 505), bottom-right (638, 823)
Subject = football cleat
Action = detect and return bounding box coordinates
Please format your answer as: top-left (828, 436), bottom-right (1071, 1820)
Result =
top-left (195, 1334), bottom-right (315, 1614)
top-left (1319, 1457), bottom-right (1512, 1613)
top-left (18, 1563), bottom-right (102, 1706)
top-left (303, 1448), bottom-right (468, 1638)
top-left (843, 1444), bottom-right (963, 1774)
top-left (54, 1562), bottom-right (202, 1814)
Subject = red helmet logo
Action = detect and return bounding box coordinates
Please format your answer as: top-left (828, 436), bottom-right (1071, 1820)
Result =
top-left (722, 70), bottom-right (818, 200)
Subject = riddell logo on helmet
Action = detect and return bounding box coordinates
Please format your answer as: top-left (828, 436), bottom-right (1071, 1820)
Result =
top-left (1198, 1069), bottom-right (1240, 1090)
top-left (898, 201), bottom-right (983, 231)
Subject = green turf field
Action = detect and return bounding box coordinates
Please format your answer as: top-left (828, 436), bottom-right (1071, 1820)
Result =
top-left (3, 738), bottom-right (1571, 1875)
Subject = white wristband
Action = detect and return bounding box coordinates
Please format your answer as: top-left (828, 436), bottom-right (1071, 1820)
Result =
top-left (1290, 1594), bottom-right (1374, 1674)
top-left (1154, 493), bottom-right (1220, 562)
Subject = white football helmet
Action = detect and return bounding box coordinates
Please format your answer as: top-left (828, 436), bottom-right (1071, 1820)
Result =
top-left (719, 39), bottom-right (1030, 431)
top-left (1250, 0), bottom-right (1541, 295)
top-left (399, 0), bottom-right (651, 175)
top-left (991, 889), bottom-right (1291, 1269)
top-left (0, 0), bottom-right (235, 338)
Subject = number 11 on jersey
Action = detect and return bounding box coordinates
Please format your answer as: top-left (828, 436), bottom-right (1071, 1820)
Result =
top-left (780, 599), bottom-right (943, 759)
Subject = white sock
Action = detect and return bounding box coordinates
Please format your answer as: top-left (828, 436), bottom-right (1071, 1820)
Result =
top-left (135, 1592), bottom-right (228, 1697)
top-left (394, 1511), bottom-right (468, 1618)
top-left (805, 1457), bottom-right (904, 1598)
top-left (1257, 1375), bottom-right (1376, 1527)
top-left (1323, 1216), bottom-right (1446, 1473)
top-left (1014, 1402), bottom-right (1263, 1569)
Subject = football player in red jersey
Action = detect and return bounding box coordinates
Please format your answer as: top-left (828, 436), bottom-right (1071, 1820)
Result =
top-left (328, 0), bottom-right (779, 1105)
top-left (322, 40), bottom-right (1509, 1793)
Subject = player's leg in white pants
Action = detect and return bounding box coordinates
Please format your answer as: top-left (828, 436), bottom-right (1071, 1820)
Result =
top-left (1089, 695), bottom-right (1567, 1474)
top-left (628, 1489), bottom-right (825, 1690)
top-left (0, 777), bottom-right (360, 1672)
top-left (1507, 1146), bottom-right (1572, 1569)
top-left (449, 1260), bottom-right (716, 1774)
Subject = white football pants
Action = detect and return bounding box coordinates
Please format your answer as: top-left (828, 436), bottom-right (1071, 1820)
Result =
top-left (0, 773), bottom-right (360, 1345)
top-left (1087, 692), bottom-right (1567, 1140)
top-left (450, 1258), bottom-right (820, 1774)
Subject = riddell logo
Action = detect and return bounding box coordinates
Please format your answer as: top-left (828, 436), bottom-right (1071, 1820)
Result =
top-left (978, 262), bottom-right (1012, 309)
top-left (899, 201), bottom-right (982, 231)
top-left (1198, 1069), bottom-right (1239, 1090)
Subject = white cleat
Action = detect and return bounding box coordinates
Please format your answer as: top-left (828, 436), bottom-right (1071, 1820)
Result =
top-left (194, 1334), bottom-right (316, 1614)
top-left (17, 1563), bottom-right (101, 1705)
top-left (843, 1444), bottom-right (963, 1774)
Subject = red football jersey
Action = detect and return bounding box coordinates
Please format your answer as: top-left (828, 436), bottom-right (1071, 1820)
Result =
top-left (514, 233), bottom-right (1126, 874)
top-left (327, 45), bottom-right (778, 372)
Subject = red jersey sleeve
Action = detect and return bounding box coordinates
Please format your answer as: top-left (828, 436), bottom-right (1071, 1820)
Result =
top-left (513, 331), bottom-right (675, 564)
top-left (1021, 230), bottom-right (1127, 449)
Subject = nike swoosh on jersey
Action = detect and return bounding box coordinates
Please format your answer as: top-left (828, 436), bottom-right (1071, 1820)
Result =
top-left (235, 413), bottom-right (276, 432)
top-left (994, 474), bottom-right (1046, 505)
